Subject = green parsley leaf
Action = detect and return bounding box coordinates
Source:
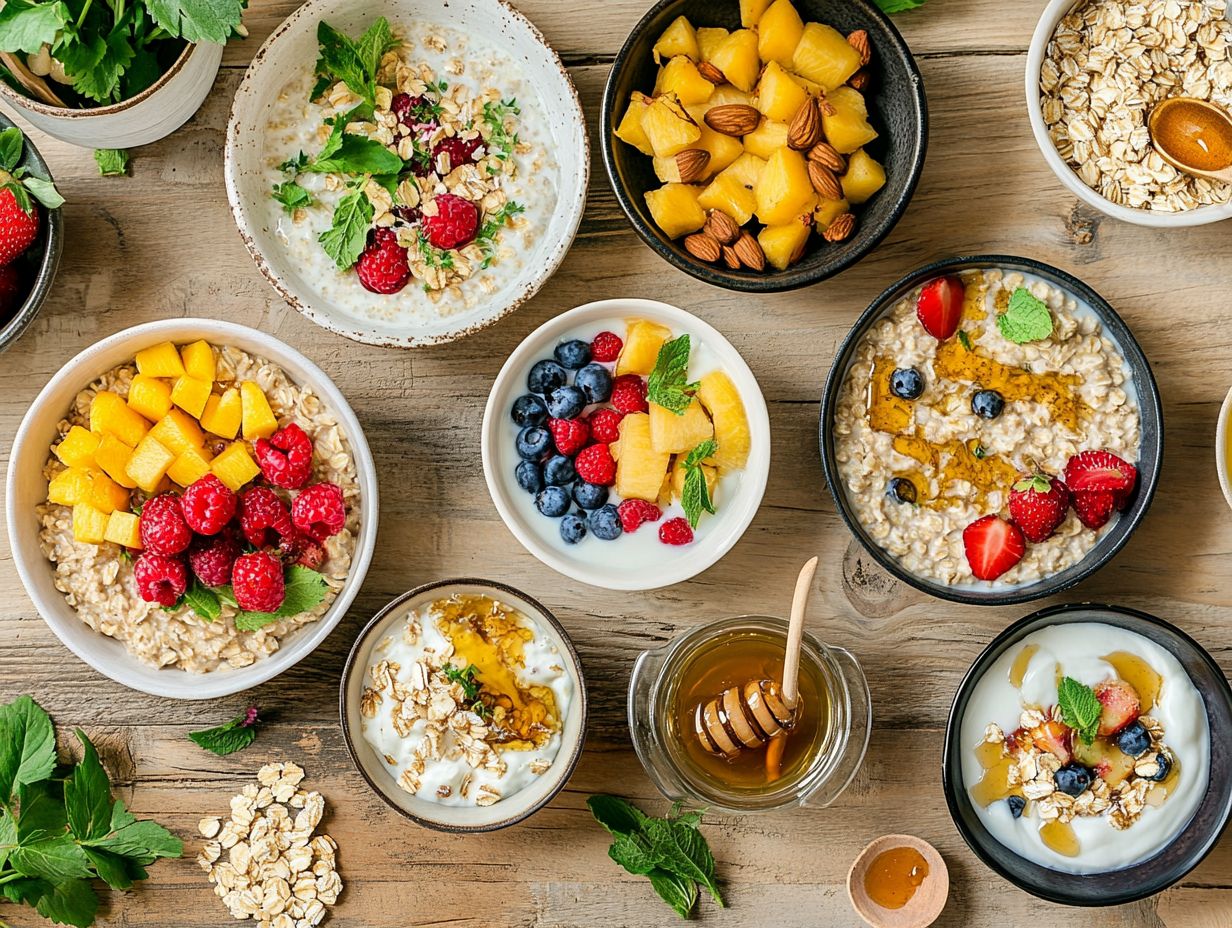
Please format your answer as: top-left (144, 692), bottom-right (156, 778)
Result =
top-left (681, 438), bottom-right (718, 529)
top-left (0, 0), bottom-right (70, 54)
top-left (1057, 676), bottom-right (1103, 745)
top-left (93, 149), bottom-right (129, 177)
top-left (64, 732), bottom-right (113, 842)
top-left (302, 131), bottom-right (402, 176)
top-left (958, 330), bottom-right (973, 352)
top-left (442, 663), bottom-right (482, 701)
top-left (188, 707), bottom-right (260, 756)
top-left (646, 335), bottom-right (699, 415)
top-left (313, 18), bottom-right (397, 104)
top-left (60, 23), bottom-right (135, 104)
top-left (997, 287), bottom-right (1054, 344)
top-left (271, 180), bottom-right (312, 212)
top-left (317, 183), bottom-right (373, 269)
top-left (0, 694), bottom-right (57, 806)
top-left (0, 127), bottom-right (23, 172)
top-left (144, 0), bottom-right (247, 45)
top-left (476, 201), bottom-right (524, 268)
top-left (182, 579), bottom-right (221, 623)
top-left (33, 877), bottom-right (97, 928)
top-left (22, 174), bottom-right (63, 209)
top-left (875, 0), bottom-right (928, 11)
top-left (233, 566), bottom-right (329, 631)
top-left (482, 98), bottom-right (521, 160)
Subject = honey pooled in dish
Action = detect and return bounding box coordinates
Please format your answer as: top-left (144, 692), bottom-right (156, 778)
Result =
top-left (863, 846), bottom-right (930, 910)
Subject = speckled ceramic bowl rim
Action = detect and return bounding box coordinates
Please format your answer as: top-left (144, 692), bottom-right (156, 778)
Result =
top-left (599, 0), bottom-right (928, 292)
top-left (941, 603), bottom-right (1232, 906)
top-left (223, 0), bottom-right (589, 348)
top-left (817, 255), bottom-right (1163, 606)
top-left (337, 577), bottom-right (588, 832)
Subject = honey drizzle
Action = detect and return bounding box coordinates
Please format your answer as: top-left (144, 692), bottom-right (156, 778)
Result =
top-left (1101, 651), bottom-right (1162, 713)
top-left (1039, 819), bottom-right (1081, 857)
top-left (970, 739), bottom-right (1023, 807)
top-left (1009, 645), bottom-right (1040, 689)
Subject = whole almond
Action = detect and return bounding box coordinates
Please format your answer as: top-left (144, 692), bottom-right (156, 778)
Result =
top-left (847, 29), bottom-right (872, 67)
top-left (684, 232), bottom-right (722, 263)
top-left (697, 61), bottom-right (726, 84)
top-left (807, 142), bottom-right (845, 172)
top-left (787, 97), bottom-right (822, 150)
top-left (704, 210), bottom-right (740, 245)
top-left (732, 230), bottom-right (766, 271)
top-left (816, 88), bottom-right (837, 117)
top-left (808, 161), bottom-right (843, 200)
top-left (848, 68), bottom-right (871, 92)
top-left (704, 104), bottom-right (760, 136)
top-left (720, 244), bottom-right (741, 269)
top-left (823, 212), bottom-right (856, 243)
top-left (675, 148), bottom-right (710, 183)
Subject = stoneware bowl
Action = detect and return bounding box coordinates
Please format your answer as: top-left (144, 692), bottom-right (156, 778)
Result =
top-left (0, 113), bottom-right (63, 353)
top-left (1025, 0), bottom-right (1232, 228)
top-left (942, 603), bottom-right (1232, 905)
top-left (225, 0), bottom-right (588, 347)
top-left (1213, 383), bottom-right (1232, 511)
top-left (0, 42), bottom-right (223, 149)
top-left (847, 834), bottom-right (949, 928)
top-left (481, 298), bottom-right (771, 591)
top-left (339, 578), bottom-right (587, 832)
top-left (5, 319), bottom-right (379, 700)
top-left (601, 0), bottom-right (927, 292)
top-left (818, 255), bottom-right (1163, 606)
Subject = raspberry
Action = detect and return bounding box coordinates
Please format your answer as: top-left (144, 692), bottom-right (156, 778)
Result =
top-left (133, 552), bottom-right (187, 606)
top-left (574, 444), bottom-right (616, 486)
top-left (422, 193), bottom-right (479, 250)
top-left (590, 331), bottom-right (623, 362)
top-left (180, 474), bottom-right (237, 535)
top-left (187, 532), bottom-right (240, 587)
top-left (431, 136), bottom-right (483, 170)
top-left (586, 408), bottom-right (624, 444)
top-left (390, 92), bottom-right (430, 127)
top-left (279, 531), bottom-right (326, 570)
top-left (392, 205), bottom-right (422, 225)
top-left (658, 517), bottom-right (694, 546)
top-left (291, 483), bottom-right (346, 542)
top-left (254, 422), bottom-right (314, 489)
top-left (356, 228), bottom-right (411, 294)
top-left (549, 417), bottom-right (589, 457)
top-left (139, 494), bottom-right (192, 556)
top-left (239, 487), bottom-right (294, 548)
top-left (618, 499), bottom-right (662, 534)
top-left (610, 374), bottom-right (648, 414)
top-left (231, 552), bottom-right (286, 613)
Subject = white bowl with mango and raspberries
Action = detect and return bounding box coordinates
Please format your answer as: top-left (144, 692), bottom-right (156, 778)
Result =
top-left (5, 319), bottom-right (378, 699)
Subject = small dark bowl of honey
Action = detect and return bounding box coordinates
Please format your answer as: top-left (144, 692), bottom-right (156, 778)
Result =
top-left (628, 615), bottom-right (871, 813)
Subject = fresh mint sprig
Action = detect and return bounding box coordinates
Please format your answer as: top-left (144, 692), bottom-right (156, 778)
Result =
top-left (311, 18), bottom-right (398, 105)
top-left (188, 707), bottom-right (260, 757)
top-left (1057, 676), bottom-right (1102, 745)
top-left (875, 0), bottom-right (927, 11)
top-left (318, 179), bottom-right (374, 269)
top-left (681, 439), bottom-right (718, 529)
top-left (231, 566), bottom-right (329, 632)
top-left (646, 335), bottom-right (698, 415)
top-left (997, 287), bottom-right (1054, 344)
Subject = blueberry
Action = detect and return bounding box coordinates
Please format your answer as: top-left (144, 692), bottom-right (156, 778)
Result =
top-left (588, 504), bottom-right (623, 541)
top-left (890, 367), bottom-right (925, 400)
top-left (546, 385), bottom-right (587, 419)
top-left (515, 460), bottom-right (544, 494)
top-left (575, 363), bottom-right (613, 404)
top-left (1114, 721), bottom-right (1151, 758)
top-left (886, 477), bottom-right (917, 504)
top-left (554, 339), bottom-right (592, 370)
top-left (535, 486), bottom-right (570, 518)
top-left (972, 389), bottom-right (1005, 420)
top-left (515, 426), bottom-right (552, 461)
top-left (511, 394), bottom-right (548, 428)
top-left (527, 359), bottom-right (568, 395)
top-left (1145, 752), bottom-right (1172, 782)
top-left (1053, 763), bottom-right (1093, 797)
top-left (572, 482), bottom-right (609, 510)
top-left (560, 512), bottom-right (588, 544)
top-left (1006, 796), bottom-right (1026, 819)
top-left (544, 455), bottom-right (577, 486)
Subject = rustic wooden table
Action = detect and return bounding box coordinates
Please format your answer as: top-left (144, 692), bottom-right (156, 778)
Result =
top-left (2, 0), bottom-right (1230, 925)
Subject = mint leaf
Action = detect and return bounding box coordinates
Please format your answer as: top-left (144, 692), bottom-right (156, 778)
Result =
top-left (587, 795), bottom-right (648, 837)
top-left (64, 731), bottom-right (113, 842)
top-left (0, 695), bottom-right (56, 805)
top-left (23, 175), bottom-right (62, 210)
top-left (681, 438), bottom-right (718, 529)
top-left (183, 579), bottom-right (221, 623)
top-left (644, 818), bottom-right (723, 906)
top-left (34, 877), bottom-right (98, 928)
top-left (876, 0), bottom-right (927, 11)
top-left (86, 800), bottom-right (182, 864)
top-left (0, 0), bottom-right (69, 54)
top-left (313, 18), bottom-right (397, 104)
top-left (234, 566), bottom-right (328, 631)
top-left (997, 287), bottom-right (1054, 344)
top-left (188, 706), bottom-right (259, 756)
top-left (318, 184), bottom-right (373, 269)
top-left (646, 335), bottom-right (698, 415)
top-left (144, 0), bottom-right (247, 44)
top-left (1013, 474), bottom-right (1053, 494)
top-left (302, 131), bottom-right (402, 176)
top-left (0, 127), bottom-right (22, 171)
top-left (94, 149), bottom-right (129, 177)
top-left (11, 834), bottom-right (93, 883)
top-left (1058, 676), bottom-right (1102, 745)
top-left (648, 869), bottom-right (698, 919)
top-left (272, 180), bottom-right (312, 212)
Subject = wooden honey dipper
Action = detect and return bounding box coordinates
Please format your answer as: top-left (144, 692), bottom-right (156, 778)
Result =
top-left (693, 557), bottom-right (818, 780)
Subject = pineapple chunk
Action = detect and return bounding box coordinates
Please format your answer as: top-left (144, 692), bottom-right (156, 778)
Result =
top-left (649, 399), bottom-right (714, 454)
top-left (53, 426), bottom-right (100, 468)
top-left (95, 434), bottom-right (137, 489)
top-left (653, 15), bottom-right (699, 63)
top-left (48, 467), bottom-right (95, 506)
top-left (696, 27), bottom-right (730, 63)
top-left (72, 503), bottom-right (109, 545)
top-left (696, 371), bottom-right (750, 471)
top-left (240, 381), bottom-right (278, 440)
top-left (756, 62), bottom-right (809, 123)
top-left (126, 435), bottom-right (176, 493)
top-left (841, 148), bottom-right (887, 204)
top-left (168, 447), bottom-right (213, 487)
top-left (680, 112), bottom-right (744, 176)
top-left (210, 441), bottom-right (261, 492)
top-left (642, 93), bottom-right (701, 158)
top-left (759, 218), bottom-right (812, 270)
top-left (614, 413), bottom-right (672, 502)
top-left (134, 341), bottom-right (185, 378)
top-left (758, 0), bottom-right (805, 65)
top-left (822, 87), bottom-right (879, 153)
top-left (104, 510), bottom-right (142, 549)
top-left (615, 91), bottom-right (654, 156)
top-left (706, 85), bottom-right (754, 109)
top-left (669, 454), bottom-right (719, 502)
top-left (755, 147), bottom-right (814, 225)
top-left (791, 22), bottom-right (863, 90)
top-left (127, 374), bottom-right (173, 422)
top-left (90, 391), bottom-right (150, 448)
top-left (170, 374), bottom-right (212, 418)
top-left (644, 183), bottom-right (706, 239)
top-left (180, 340), bottom-right (216, 382)
top-left (814, 196), bottom-right (850, 232)
top-left (658, 56), bottom-right (714, 106)
top-left (739, 0), bottom-right (772, 27)
top-left (743, 118), bottom-right (791, 160)
top-left (698, 173), bottom-right (758, 225)
top-left (150, 409), bottom-right (205, 456)
top-left (617, 320), bottom-right (673, 377)
top-left (88, 471), bottom-right (129, 514)
top-left (709, 29), bottom-right (760, 92)
top-left (722, 152), bottom-right (767, 188)
top-left (200, 387), bottom-right (242, 439)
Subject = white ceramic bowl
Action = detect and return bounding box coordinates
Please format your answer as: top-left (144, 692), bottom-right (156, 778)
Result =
top-left (0, 42), bottom-right (223, 149)
top-left (339, 578), bottom-right (587, 832)
top-left (481, 299), bottom-right (772, 591)
top-left (5, 319), bottom-right (379, 700)
top-left (1215, 385), bottom-right (1232, 511)
top-left (1025, 0), bottom-right (1232, 228)
top-left (224, 0), bottom-right (589, 347)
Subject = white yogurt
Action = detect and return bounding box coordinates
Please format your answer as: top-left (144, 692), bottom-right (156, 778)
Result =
top-left (960, 622), bottom-right (1209, 873)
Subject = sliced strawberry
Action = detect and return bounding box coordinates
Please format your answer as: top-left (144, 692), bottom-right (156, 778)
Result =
top-left (1008, 473), bottom-right (1070, 543)
top-left (915, 275), bottom-right (965, 341)
top-left (1072, 489), bottom-right (1116, 529)
top-left (1094, 680), bottom-right (1140, 737)
top-left (1030, 719), bottom-right (1072, 764)
top-left (1064, 450), bottom-right (1137, 497)
top-left (962, 515), bottom-right (1026, 580)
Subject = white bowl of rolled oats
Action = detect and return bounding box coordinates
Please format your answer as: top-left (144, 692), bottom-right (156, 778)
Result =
top-left (1027, 0), bottom-right (1232, 225)
top-left (5, 319), bottom-right (379, 700)
top-left (225, 0), bottom-right (588, 347)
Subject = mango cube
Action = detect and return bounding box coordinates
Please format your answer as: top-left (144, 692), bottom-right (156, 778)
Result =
top-left (644, 183), bottom-right (706, 240)
top-left (126, 374), bottom-right (173, 422)
top-left (240, 381), bottom-right (278, 441)
top-left (200, 388), bottom-right (242, 439)
top-left (167, 447), bottom-right (213, 488)
top-left (709, 29), bottom-right (760, 91)
top-left (134, 341), bottom-right (185, 378)
top-left (739, 0), bottom-right (771, 26)
top-left (617, 320), bottom-right (674, 377)
top-left (653, 15), bottom-right (700, 63)
top-left (90, 391), bottom-right (150, 448)
top-left (72, 503), bottom-right (109, 545)
top-left (48, 467), bottom-right (95, 506)
top-left (615, 91), bottom-right (655, 156)
top-left (613, 413), bottom-right (672, 502)
top-left (94, 434), bottom-right (137, 489)
top-left (791, 22), bottom-right (863, 90)
top-left (841, 148), bottom-right (887, 204)
top-left (696, 27), bottom-right (730, 62)
top-left (758, 0), bottom-right (805, 65)
top-left (87, 471), bottom-right (129, 514)
top-left (125, 435), bottom-right (176, 493)
top-left (149, 409), bottom-right (204, 457)
top-left (170, 375), bottom-right (212, 418)
top-left (210, 441), bottom-right (261, 492)
top-left (53, 426), bottom-right (100, 468)
top-left (649, 398), bottom-right (714, 454)
top-left (180, 340), bottom-right (216, 382)
top-left (104, 510), bottom-right (142, 549)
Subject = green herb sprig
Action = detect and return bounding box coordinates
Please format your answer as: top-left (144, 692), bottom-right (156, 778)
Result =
top-left (188, 707), bottom-right (260, 757)
top-left (646, 335), bottom-right (699, 415)
top-left (0, 126), bottom-right (62, 212)
top-left (681, 439), bottom-right (718, 529)
top-left (442, 664), bottom-right (491, 719)
top-left (997, 287), bottom-right (1054, 344)
top-left (476, 201), bottom-right (525, 268)
top-left (311, 18), bottom-right (398, 105)
top-left (875, 0), bottom-right (928, 11)
top-left (482, 98), bottom-right (520, 161)
top-left (1057, 676), bottom-right (1103, 745)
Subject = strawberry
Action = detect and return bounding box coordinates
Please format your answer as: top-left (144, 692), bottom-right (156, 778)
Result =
top-left (1008, 473), bottom-right (1070, 543)
top-left (0, 187), bottom-right (38, 267)
top-left (962, 515), bottom-right (1026, 580)
top-left (1072, 489), bottom-right (1116, 529)
top-left (1030, 719), bottom-right (1073, 764)
top-left (1064, 450), bottom-right (1137, 497)
top-left (915, 274), bottom-right (965, 341)
top-left (0, 263), bottom-right (25, 322)
top-left (1094, 680), bottom-right (1140, 737)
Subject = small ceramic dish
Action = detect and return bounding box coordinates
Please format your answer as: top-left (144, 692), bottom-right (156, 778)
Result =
top-left (600, 0), bottom-right (927, 292)
top-left (1214, 384), bottom-right (1232, 511)
top-left (225, 0), bottom-right (588, 347)
top-left (5, 319), bottom-right (379, 700)
top-left (818, 255), bottom-right (1163, 606)
top-left (481, 298), bottom-right (771, 591)
top-left (339, 578), bottom-right (587, 832)
top-left (847, 834), bottom-right (948, 928)
top-left (942, 603), bottom-right (1232, 905)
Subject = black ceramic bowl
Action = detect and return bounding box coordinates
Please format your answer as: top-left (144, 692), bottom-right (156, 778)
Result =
top-left (818, 255), bottom-right (1163, 606)
top-left (942, 603), bottom-right (1232, 905)
top-left (600, 0), bottom-right (926, 292)
top-left (0, 113), bottom-right (63, 354)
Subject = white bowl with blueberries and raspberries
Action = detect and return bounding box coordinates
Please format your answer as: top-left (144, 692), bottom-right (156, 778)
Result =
top-left (481, 299), bottom-right (771, 591)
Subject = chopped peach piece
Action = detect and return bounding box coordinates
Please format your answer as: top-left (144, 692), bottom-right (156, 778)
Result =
top-left (104, 510), bottom-right (142, 549)
top-left (90, 391), bottom-right (150, 448)
top-left (94, 434), bottom-right (137, 489)
top-left (134, 341), bottom-right (185, 378)
top-left (180, 340), bottom-right (216, 382)
top-left (127, 374), bottom-right (173, 422)
top-left (126, 435), bottom-right (176, 493)
top-left (210, 442), bottom-right (261, 491)
top-left (72, 503), bottom-right (109, 545)
top-left (53, 426), bottom-right (100, 468)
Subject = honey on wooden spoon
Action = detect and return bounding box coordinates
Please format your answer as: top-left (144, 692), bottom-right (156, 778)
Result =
top-left (1148, 97), bottom-right (1232, 181)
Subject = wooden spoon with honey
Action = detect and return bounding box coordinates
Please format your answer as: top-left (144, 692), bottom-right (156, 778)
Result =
top-left (1148, 97), bottom-right (1232, 182)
